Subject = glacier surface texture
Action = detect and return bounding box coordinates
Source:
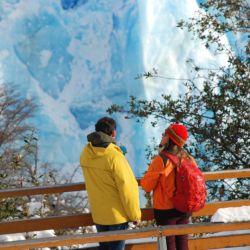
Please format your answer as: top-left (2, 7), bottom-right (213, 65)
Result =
top-left (0, 0), bottom-right (226, 178)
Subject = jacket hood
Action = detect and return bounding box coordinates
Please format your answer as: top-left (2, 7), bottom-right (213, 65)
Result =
top-left (87, 131), bottom-right (115, 147)
top-left (81, 132), bottom-right (121, 164)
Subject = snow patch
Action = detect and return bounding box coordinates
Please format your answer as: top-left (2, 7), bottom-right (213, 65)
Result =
top-left (211, 206), bottom-right (250, 223)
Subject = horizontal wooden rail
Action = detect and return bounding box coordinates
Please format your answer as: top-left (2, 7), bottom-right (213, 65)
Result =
top-left (126, 233), bottom-right (250, 250)
top-left (193, 199), bottom-right (250, 216)
top-left (189, 233), bottom-right (250, 250)
top-left (0, 169), bottom-right (249, 199)
top-left (203, 169), bottom-right (250, 181)
top-left (0, 182), bottom-right (86, 198)
top-left (0, 221), bottom-right (249, 250)
top-left (1, 199), bottom-right (249, 235)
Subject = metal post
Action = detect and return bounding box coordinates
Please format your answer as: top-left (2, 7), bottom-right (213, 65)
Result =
top-left (157, 235), bottom-right (167, 250)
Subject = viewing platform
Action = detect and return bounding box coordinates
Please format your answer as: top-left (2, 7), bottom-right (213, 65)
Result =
top-left (0, 169), bottom-right (250, 250)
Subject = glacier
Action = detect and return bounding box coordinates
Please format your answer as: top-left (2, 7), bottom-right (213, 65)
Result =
top-left (0, 0), bottom-right (227, 179)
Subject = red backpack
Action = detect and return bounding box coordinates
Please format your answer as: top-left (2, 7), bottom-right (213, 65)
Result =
top-left (160, 152), bottom-right (207, 213)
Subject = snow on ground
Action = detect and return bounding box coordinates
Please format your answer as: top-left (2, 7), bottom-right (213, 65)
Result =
top-left (208, 206), bottom-right (250, 250)
top-left (211, 206), bottom-right (250, 223)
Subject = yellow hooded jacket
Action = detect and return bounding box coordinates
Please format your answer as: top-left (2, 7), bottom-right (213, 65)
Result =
top-left (80, 142), bottom-right (141, 225)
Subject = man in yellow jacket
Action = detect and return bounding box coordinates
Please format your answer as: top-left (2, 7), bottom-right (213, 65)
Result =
top-left (80, 117), bottom-right (141, 250)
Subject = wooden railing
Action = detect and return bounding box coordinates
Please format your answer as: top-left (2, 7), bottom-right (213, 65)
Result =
top-left (0, 169), bottom-right (250, 250)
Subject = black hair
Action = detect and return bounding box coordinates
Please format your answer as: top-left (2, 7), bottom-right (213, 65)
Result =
top-left (95, 117), bottom-right (116, 136)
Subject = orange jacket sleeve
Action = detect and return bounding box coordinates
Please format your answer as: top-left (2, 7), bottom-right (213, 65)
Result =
top-left (140, 156), bottom-right (164, 192)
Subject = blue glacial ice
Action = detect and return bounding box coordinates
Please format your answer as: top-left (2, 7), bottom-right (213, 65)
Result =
top-left (0, 0), bottom-right (228, 178)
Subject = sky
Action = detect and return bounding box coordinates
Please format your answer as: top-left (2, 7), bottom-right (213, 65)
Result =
top-left (1, 205), bottom-right (249, 249)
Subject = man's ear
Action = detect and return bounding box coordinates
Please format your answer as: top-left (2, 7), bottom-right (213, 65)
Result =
top-left (111, 130), bottom-right (116, 138)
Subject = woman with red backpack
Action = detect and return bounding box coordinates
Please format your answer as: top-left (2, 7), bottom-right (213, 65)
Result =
top-left (141, 124), bottom-right (206, 250)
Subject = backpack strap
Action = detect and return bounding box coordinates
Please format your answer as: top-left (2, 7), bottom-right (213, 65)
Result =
top-left (160, 152), bottom-right (178, 193)
top-left (161, 151), bottom-right (181, 166)
top-left (159, 152), bottom-right (176, 177)
top-left (164, 152), bottom-right (179, 166)
top-left (159, 152), bottom-right (168, 168)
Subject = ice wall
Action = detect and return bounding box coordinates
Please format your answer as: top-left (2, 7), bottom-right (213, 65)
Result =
top-left (0, 0), bottom-right (227, 178)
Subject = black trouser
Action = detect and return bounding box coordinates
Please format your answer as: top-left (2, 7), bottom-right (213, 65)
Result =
top-left (95, 222), bottom-right (128, 250)
top-left (154, 208), bottom-right (190, 250)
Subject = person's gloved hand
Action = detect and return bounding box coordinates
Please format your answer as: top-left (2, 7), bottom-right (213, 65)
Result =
top-left (128, 220), bottom-right (141, 229)
top-left (132, 219), bottom-right (141, 227)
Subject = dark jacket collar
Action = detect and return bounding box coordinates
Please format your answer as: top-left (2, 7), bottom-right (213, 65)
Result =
top-left (87, 131), bottom-right (116, 147)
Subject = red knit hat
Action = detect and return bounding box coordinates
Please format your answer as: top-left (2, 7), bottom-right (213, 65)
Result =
top-left (165, 124), bottom-right (188, 147)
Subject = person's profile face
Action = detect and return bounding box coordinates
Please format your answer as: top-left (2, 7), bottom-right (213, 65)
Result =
top-left (160, 133), bottom-right (169, 147)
